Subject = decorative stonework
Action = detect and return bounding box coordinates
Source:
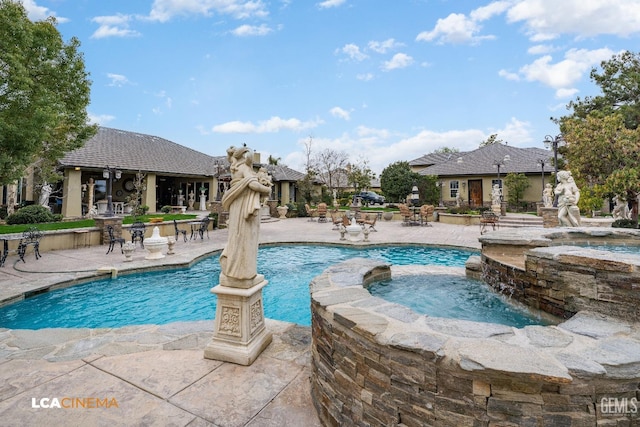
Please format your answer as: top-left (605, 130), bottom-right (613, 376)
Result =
top-left (250, 300), bottom-right (263, 334)
top-left (219, 306), bottom-right (241, 337)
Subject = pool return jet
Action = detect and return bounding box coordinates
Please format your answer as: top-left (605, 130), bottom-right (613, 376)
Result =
top-left (204, 145), bottom-right (274, 365)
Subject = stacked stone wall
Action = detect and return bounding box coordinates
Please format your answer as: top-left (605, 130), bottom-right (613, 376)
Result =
top-left (310, 259), bottom-right (639, 426)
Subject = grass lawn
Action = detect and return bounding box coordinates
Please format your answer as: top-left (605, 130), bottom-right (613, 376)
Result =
top-left (0, 213), bottom-right (199, 235)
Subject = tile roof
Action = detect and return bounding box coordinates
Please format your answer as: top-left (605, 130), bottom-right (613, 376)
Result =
top-left (409, 151), bottom-right (468, 167)
top-left (418, 143), bottom-right (553, 177)
top-left (59, 127), bottom-right (227, 177)
top-left (265, 164), bottom-right (306, 182)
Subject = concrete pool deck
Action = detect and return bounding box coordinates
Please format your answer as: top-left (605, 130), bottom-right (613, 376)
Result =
top-left (0, 217), bottom-right (482, 426)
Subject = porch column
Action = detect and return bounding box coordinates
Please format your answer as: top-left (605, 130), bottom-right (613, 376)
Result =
top-left (142, 173), bottom-right (157, 213)
top-left (280, 182), bottom-right (290, 205)
top-left (62, 168), bottom-right (82, 218)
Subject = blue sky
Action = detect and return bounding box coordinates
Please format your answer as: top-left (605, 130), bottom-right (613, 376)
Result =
top-left (21, 0), bottom-right (640, 174)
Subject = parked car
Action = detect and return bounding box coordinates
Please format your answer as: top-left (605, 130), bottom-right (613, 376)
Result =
top-left (358, 191), bottom-right (385, 205)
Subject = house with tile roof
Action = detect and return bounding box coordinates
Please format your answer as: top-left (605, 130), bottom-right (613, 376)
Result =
top-left (413, 143), bottom-right (554, 208)
top-left (53, 127), bottom-right (304, 218)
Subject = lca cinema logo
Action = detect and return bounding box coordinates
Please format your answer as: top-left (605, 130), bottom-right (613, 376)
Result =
top-left (600, 397), bottom-right (638, 416)
top-left (31, 397), bottom-right (119, 409)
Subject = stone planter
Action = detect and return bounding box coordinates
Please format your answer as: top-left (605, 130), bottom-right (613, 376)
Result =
top-left (277, 206), bottom-right (288, 219)
top-left (122, 242), bottom-right (135, 262)
top-left (382, 212), bottom-right (394, 221)
top-left (144, 226), bottom-right (167, 260)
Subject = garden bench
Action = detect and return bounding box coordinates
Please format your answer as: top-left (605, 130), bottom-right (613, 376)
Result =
top-left (480, 211), bottom-right (500, 234)
top-left (17, 227), bottom-right (43, 263)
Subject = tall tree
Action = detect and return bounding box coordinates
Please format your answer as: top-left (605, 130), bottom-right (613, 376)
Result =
top-left (347, 160), bottom-right (375, 192)
top-left (432, 147), bottom-right (460, 154)
top-left (479, 134), bottom-right (505, 147)
top-left (558, 51), bottom-right (640, 222)
top-left (503, 173), bottom-right (530, 211)
top-left (0, 0), bottom-right (96, 185)
top-left (380, 161), bottom-right (418, 202)
top-left (314, 148), bottom-right (349, 195)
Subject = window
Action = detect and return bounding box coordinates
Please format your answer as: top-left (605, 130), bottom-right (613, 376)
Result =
top-left (492, 179), bottom-right (503, 189)
top-left (449, 180), bottom-right (459, 198)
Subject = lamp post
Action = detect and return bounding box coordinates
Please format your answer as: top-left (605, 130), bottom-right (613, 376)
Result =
top-left (102, 166), bottom-right (122, 216)
top-left (492, 154), bottom-right (511, 181)
top-left (543, 134), bottom-right (565, 206)
top-left (411, 182), bottom-right (419, 206)
top-left (537, 159), bottom-right (547, 201)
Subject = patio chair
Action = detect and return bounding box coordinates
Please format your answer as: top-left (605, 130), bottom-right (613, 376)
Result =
top-left (363, 214), bottom-right (377, 231)
top-left (130, 222), bottom-right (146, 248)
top-left (174, 220), bottom-right (187, 242)
top-left (305, 204), bottom-right (318, 222)
top-left (317, 203), bottom-right (328, 223)
top-left (420, 204), bottom-right (435, 227)
top-left (106, 225), bottom-right (126, 254)
top-left (480, 211), bottom-right (500, 235)
top-left (398, 204), bottom-right (413, 226)
top-left (196, 217), bottom-right (210, 239)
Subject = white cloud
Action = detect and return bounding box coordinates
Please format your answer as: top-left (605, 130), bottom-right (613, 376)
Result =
top-left (367, 38), bottom-right (403, 54)
top-left (491, 117), bottom-right (534, 145)
top-left (506, 0), bottom-right (640, 40)
top-left (416, 1), bottom-right (504, 46)
top-left (498, 69), bottom-right (520, 81)
top-left (91, 15), bottom-right (140, 39)
top-left (88, 113), bottom-right (116, 125)
top-left (106, 73), bottom-right (132, 87)
top-left (527, 44), bottom-right (555, 55)
top-left (381, 53), bottom-right (414, 71)
top-left (317, 0), bottom-right (347, 9)
top-left (21, 0), bottom-right (68, 22)
top-left (147, 0), bottom-right (269, 22)
top-left (213, 116), bottom-right (323, 133)
top-left (356, 73), bottom-right (374, 81)
top-left (330, 107), bottom-right (351, 121)
top-left (519, 48), bottom-right (616, 97)
top-left (231, 24), bottom-right (273, 37)
top-left (336, 43), bottom-right (368, 61)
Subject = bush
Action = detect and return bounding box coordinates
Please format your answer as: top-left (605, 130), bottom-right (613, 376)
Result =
top-left (0, 206), bottom-right (7, 220)
top-left (612, 219), bottom-right (638, 229)
top-left (295, 202), bottom-right (308, 218)
top-left (6, 205), bottom-right (56, 224)
top-left (160, 205), bottom-right (171, 214)
top-left (135, 205), bottom-right (150, 216)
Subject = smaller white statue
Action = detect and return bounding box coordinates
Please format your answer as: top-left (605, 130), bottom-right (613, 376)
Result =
top-left (555, 170), bottom-right (581, 227)
top-left (612, 195), bottom-right (630, 220)
top-left (39, 183), bottom-right (52, 208)
top-left (491, 184), bottom-right (502, 206)
top-left (542, 183), bottom-right (554, 208)
top-left (188, 190), bottom-right (195, 210)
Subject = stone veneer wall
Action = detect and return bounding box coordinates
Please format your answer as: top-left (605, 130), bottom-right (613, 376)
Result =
top-left (481, 245), bottom-right (640, 322)
top-left (310, 258), bottom-right (639, 426)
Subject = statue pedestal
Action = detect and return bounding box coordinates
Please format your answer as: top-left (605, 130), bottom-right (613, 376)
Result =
top-left (204, 279), bottom-right (272, 366)
top-left (491, 204), bottom-right (501, 216)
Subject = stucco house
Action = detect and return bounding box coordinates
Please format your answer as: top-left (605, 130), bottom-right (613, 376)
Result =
top-left (413, 143), bottom-right (554, 208)
top-left (51, 127), bottom-right (303, 218)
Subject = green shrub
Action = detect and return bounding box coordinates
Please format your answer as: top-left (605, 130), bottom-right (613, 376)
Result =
top-left (6, 205), bottom-right (56, 224)
top-left (295, 202), bottom-right (308, 218)
top-left (135, 205), bottom-right (150, 216)
top-left (160, 205), bottom-right (171, 214)
top-left (611, 219), bottom-right (638, 228)
top-left (0, 206), bottom-right (7, 220)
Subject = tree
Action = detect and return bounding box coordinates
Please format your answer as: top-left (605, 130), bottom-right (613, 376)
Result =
top-left (0, 0), bottom-right (96, 186)
top-left (380, 161), bottom-right (418, 202)
top-left (347, 160), bottom-right (376, 192)
top-left (314, 148), bottom-right (349, 195)
top-left (267, 155), bottom-right (281, 165)
top-left (503, 173), bottom-right (530, 211)
top-left (432, 147), bottom-right (460, 154)
top-left (296, 136), bottom-right (317, 204)
top-left (479, 134), bottom-right (505, 147)
top-left (561, 113), bottom-right (640, 220)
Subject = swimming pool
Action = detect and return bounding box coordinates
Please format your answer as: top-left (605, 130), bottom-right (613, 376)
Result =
top-left (0, 244), bottom-right (532, 329)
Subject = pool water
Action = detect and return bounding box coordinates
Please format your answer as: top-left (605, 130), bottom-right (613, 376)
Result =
top-left (0, 244), bottom-right (544, 330)
top-left (369, 275), bottom-right (551, 328)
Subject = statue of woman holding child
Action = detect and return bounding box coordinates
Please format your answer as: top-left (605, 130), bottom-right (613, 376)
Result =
top-left (219, 145), bottom-right (273, 286)
top-left (554, 170), bottom-right (581, 227)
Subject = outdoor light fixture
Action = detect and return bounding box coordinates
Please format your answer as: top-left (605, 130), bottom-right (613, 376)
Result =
top-left (537, 158), bottom-right (547, 202)
top-left (103, 165), bottom-right (122, 217)
top-left (543, 134), bottom-right (565, 206)
top-left (492, 155), bottom-right (510, 180)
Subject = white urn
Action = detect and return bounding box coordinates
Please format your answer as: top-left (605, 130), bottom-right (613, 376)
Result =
top-left (145, 226), bottom-right (168, 260)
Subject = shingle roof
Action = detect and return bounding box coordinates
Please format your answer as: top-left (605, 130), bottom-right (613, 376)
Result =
top-left (59, 127), bottom-right (226, 177)
top-left (266, 164), bottom-right (306, 182)
top-left (418, 143), bottom-right (553, 177)
top-left (409, 151), bottom-right (468, 167)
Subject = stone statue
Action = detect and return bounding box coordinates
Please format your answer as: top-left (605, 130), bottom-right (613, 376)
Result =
top-left (491, 184), bottom-right (502, 206)
top-left (219, 146), bottom-right (273, 286)
top-left (612, 195), bottom-right (630, 220)
top-left (542, 183), bottom-right (554, 208)
top-left (38, 183), bottom-right (52, 208)
top-left (188, 191), bottom-right (195, 210)
top-left (554, 170), bottom-right (581, 227)
top-left (256, 167), bottom-right (272, 206)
